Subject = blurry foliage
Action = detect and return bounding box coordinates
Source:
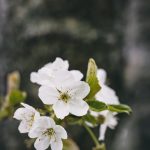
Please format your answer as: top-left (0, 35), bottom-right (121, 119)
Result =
top-left (0, 71), bottom-right (26, 120)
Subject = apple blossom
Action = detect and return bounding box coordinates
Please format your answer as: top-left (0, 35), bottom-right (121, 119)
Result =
top-left (30, 57), bottom-right (83, 86)
top-left (96, 69), bottom-right (119, 105)
top-left (88, 69), bottom-right (120, 140)
top-left (38, 70), bottom-right (90, 119)
top-left (13, 103), bottom-right (40, 133)
top-left (29, 116), bottom-right (67, 150)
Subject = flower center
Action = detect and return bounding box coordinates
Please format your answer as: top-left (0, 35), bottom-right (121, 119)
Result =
top-left (43, 128), bottom-right (55, 137)
top-left (57, 90), bottom-right (71, 103)
top-left (25, 113), bottom-right (35, 128)
top-left (60, 93), bottom-right (70, 101)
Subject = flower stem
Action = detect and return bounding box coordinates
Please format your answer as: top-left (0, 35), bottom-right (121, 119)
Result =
top-left (83, 122), bottom-right (100, 147)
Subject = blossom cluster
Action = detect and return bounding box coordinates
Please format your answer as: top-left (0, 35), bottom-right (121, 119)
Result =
top-left (13, 57), bottom-right (125, 150)
top-left (14, 58), bottom-right (91, 150)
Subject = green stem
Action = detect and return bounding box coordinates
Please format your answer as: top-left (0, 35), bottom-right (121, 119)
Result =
top-left (83, 122), bottom-right (100, 147)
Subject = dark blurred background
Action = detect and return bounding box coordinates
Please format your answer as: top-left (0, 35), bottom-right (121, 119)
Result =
top-left (0, 0), bottom-right (150, 150)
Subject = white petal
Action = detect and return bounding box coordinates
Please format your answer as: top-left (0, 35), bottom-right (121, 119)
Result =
top-left (39, 86), bottom-right (58, 105)
top-left (51, 57), bottom-right (69, 70)
top-left (54, 125), bottom-right (67, 139)
top-left (53, 101), bottom-right (69, 119)
top-left (97, 69), bottom-right (107, 84)
top-left (30, 72), bottom-right (40, 83)
top-left (51, 138), bottom-right (63, 150)
top-left (70, 81), bottom-right (90, 99)
top-left (30, 68), bottom-right (53, 86)
top-left (69, 99), bottom-right (89, 116)
top-left (34, 135), bottom-right (50, 150)
top-left (33, 116), bottom-right (56, 129)
top-left (20, 103), bottom-right (40, 120)
top-left (30, 58), bottom-right (69, 86)
top-left (13, 108), bottom-right (26, 120)
top-left (90, 110), bottom-right (99, 117)
top-left (38, 67), bottom-right (53, 76)
top-left (47, 117), bottom-right (56, 128)
top-left (43, 62), bottom-right (52, 68)
top-left (52, 70), bottom-right (75, 87)
top-left (21, 103), bottom-right (36, 112)
top-left (28, 126), bottom-right (43, 138)
top-left (99, 124), bottom-right (107, 141)
top-left (96, 85), bottom-right (119, 104)
top-left (106, 112), bottom-right (118, 129)
top-left (34, 111), bottom-right (40, 120)
top-left (18, 121), bottom-right (30, 133)
top-left (70, 70), bottom-right (83, 81)
top-left (99, 110), bottom-right (108, 117)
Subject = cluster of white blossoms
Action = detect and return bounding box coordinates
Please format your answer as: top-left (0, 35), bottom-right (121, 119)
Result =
top-left (13, 103), bottom-right (67, 150)
top-left (89, 69), bottom-right (119, 140)
top-left (13, 57), bottom-right (129, 150)
top-left (14, 58), bottom-right (90, 150)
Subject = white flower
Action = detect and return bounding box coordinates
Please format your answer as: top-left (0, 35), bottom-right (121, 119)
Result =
top-left (98, 111), bottom-right (118, 140)
top-left (30, 57), bottom-right (83, 86)
top-left (39, 70), bottom-right (90, 119)
top-left (88, 69), bottom-right (120, 140)
top-left (29, 116), bottom-right (67, 150)
top-left (13, 103), bottom-right (40, 133)
top-left (96, 69), bottom-right (120, 140)
top-left (96, 69), bottom-right (119, 105)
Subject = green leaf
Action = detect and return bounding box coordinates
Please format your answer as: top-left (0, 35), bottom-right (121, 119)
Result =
top-left (66, 116), bottom-right (82, 125)
top-left (85, 58), bottom-right (101, 100)
top-left (108, 104), bottom-right (132, 114)
top-left (87, 101), bottom-right (107, 112)
top-left (83, 114), bottom-right (98, 126)
top-left (8, 90), bottom-right (27, 105)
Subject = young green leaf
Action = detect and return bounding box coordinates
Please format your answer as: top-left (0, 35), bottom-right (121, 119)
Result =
top-left (108, 104), bottom-right (132, 114)
top-left (85, 58), bottom-right (101, 100)
top-left (66, 116), bottom-right (82, 125)
top-left (8, 90), bottom-right (27, 105)
top-left (87, 101), bottom-right (107, 112)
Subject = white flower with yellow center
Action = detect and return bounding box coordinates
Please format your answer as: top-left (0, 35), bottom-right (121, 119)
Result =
top-left (29, 116), bottom-right (67, 150)
top-left (39, 70), bottom-right (90, 119)
top-left (30, 57), bottom-right (83, 86)
top-left (13, 103), bottom-right (40, 133)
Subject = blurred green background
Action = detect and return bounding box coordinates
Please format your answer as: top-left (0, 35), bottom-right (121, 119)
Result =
top-left (0, 0), bottom-right (150, 150)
